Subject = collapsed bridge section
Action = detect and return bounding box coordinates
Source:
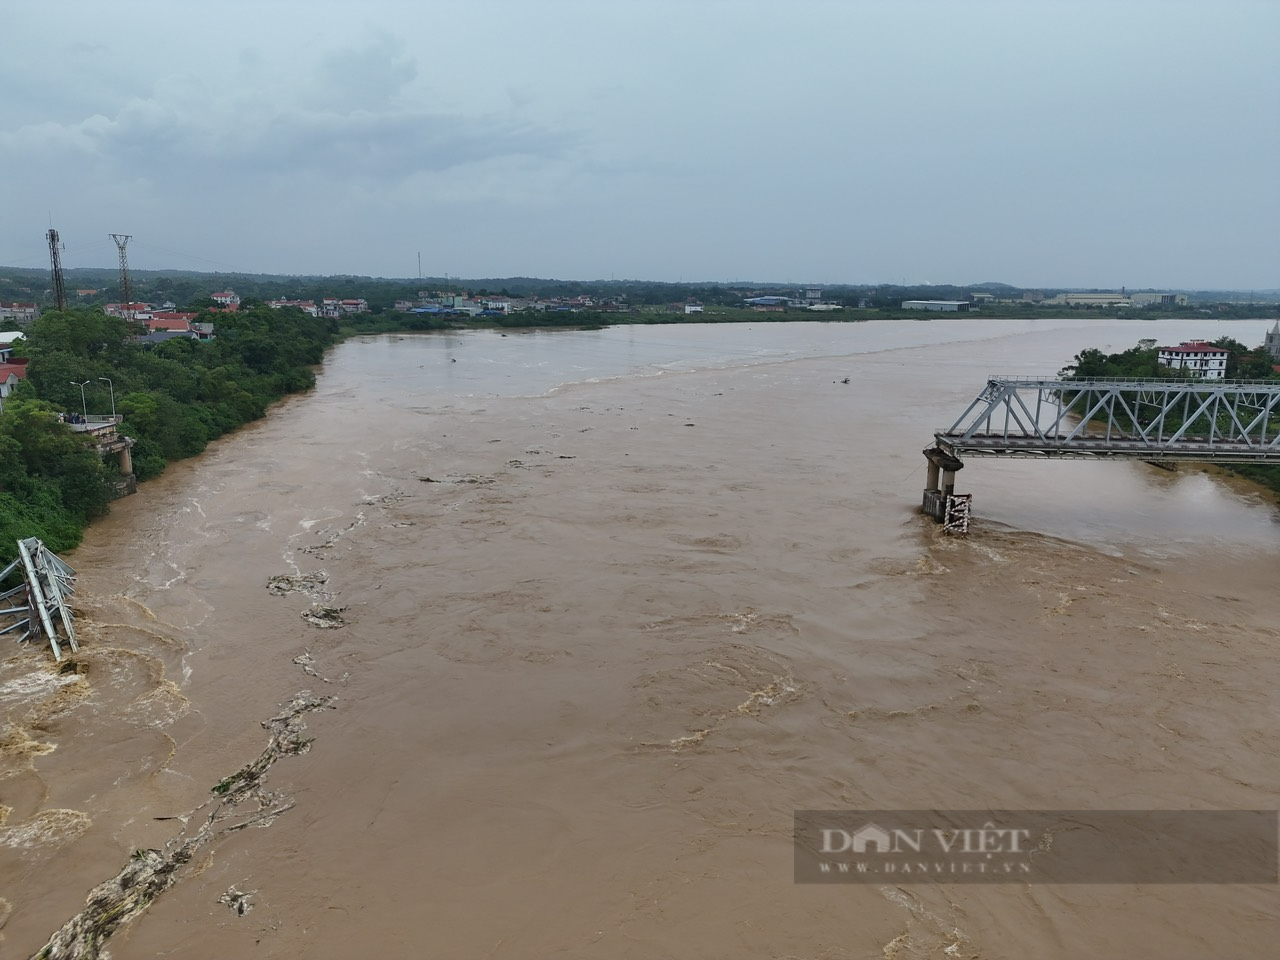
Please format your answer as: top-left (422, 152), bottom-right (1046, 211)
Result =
top-left (0, 538), bottom-right (79, 660)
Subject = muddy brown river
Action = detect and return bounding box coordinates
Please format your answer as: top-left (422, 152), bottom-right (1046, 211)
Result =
top-left (3, 318), bottom-right (1278, 958)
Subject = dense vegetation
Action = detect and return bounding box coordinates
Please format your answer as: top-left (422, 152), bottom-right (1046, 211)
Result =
top-left (1061, 337), bottom-right (1276, 381)
top-left (1, 304), bottom-right (341, 563)
top-left (1060, 338), bottom-right (1280, 495)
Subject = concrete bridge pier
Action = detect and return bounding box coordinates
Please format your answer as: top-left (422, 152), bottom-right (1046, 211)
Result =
top-left (922, 446), bottom-right (965, 523)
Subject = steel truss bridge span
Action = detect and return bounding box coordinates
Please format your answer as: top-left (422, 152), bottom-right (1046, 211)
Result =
top-left (935, 377), bottom-right (1280, 463)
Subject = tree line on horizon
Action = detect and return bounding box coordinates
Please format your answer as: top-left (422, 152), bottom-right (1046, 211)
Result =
top-left (3, 266), bottom-right (1278, 316)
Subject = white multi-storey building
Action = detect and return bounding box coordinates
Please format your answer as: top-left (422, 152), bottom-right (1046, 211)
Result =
top-left (0, 302), bottom-right (38, 324)
top-left (1157, 340), bottom-right (1229, 379)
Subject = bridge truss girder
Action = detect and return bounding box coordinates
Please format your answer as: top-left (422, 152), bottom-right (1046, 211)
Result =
top-left (0, 538), bottom-right (78, 660)
top-left (936, 378), bottom-right (1280, 462)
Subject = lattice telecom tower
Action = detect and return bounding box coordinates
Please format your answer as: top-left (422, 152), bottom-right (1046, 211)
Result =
top-left (46, 228), bottom-right (67, 311)
top-left (110, 233), bottom-right (133, 312)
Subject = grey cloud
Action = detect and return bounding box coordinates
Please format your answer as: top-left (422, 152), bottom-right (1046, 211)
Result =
top-left (256, 110), bottom-right (572, 179)
top-left (2, 28), bottom-right (576, 187)
top-left (308, 37), bottom-right (419, 113)
top-left (2, 91), bottom-right (576, 186)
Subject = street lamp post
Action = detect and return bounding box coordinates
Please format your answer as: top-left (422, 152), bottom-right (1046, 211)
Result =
top-left (98, 377), bottom-right (116, 420)
top-left (69, 380), bottom-right (90, 420)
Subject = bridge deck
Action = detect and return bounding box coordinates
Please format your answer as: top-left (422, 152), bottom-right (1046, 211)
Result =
top-left (935, 434), bottom-right (1280, 462)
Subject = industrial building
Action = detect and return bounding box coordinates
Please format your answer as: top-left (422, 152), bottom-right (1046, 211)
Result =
top-left (901, 300), bottom-right (971, 312)
top-left (1130, 293), bottom-right (1189, 307)
top-left (1047, 292), bottom-right (1132, 307)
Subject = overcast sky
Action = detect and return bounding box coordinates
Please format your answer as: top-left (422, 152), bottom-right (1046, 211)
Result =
top-left (1, 0), bottom-right (1276, 288)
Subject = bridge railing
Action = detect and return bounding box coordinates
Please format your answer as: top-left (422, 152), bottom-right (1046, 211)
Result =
top-left (985, 375), bottom-right (1280, 388)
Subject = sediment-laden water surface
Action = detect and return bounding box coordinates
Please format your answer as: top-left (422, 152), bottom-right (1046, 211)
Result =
top-left (3, 319), bottom-right (1279, 959)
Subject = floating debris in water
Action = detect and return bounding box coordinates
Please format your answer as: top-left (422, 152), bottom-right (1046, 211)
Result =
top-left (28, 691), bottom-right (335, 960)
top-left (301, 605), bottom-right (347, 629)
top-left (293, 650), bottom-right (350, 684)
top-left (218, 885), bottom-right (256, 917)
top-left (266, 571), bottom-right (331, 600)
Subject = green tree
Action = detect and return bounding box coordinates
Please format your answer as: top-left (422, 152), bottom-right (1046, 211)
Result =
top-left (0, 399), bottom-right (116, 522)
top-left (1213, 336), bottom-right (1276, 379)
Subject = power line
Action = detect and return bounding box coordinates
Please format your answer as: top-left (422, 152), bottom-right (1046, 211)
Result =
top-left (129, 238), bottom-right (241, 273)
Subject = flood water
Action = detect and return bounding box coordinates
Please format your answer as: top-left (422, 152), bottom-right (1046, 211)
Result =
top-left (3, 317), bottom-right (1279, 959)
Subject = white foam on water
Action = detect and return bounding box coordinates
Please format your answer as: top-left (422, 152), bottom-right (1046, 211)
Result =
top-left (0, 670), bottom-right (79, 706)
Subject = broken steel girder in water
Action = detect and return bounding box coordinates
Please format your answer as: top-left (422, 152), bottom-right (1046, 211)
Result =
top-left (0, 538), bottom-right (79, 660)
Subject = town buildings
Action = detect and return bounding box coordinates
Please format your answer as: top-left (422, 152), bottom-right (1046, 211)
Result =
top-left (320, 298), bottom-right (370, 318)
top-left (267, 299), bottom-right (320, 316)
top-left (267, 297), bottom-right (369, 318)
top-left (104, 302), bottom-right (153, 318)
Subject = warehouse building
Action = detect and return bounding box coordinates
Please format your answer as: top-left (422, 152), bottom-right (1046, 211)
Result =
top-left (901, 300), bottom-right (971, 312)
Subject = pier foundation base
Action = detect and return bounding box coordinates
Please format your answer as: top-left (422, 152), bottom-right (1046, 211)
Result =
top-left (922, 446), bottom-right (969, 532)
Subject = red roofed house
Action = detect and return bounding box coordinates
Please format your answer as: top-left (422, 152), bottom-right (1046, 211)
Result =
top-left (0, 357), bottom-right (29, 407)
top-left (146, 313), bottom-right (197, 334)
top-left (211, 291), bottom-right (241, 307)
top-left (1157, 340), bottom-right (1228, 379)
top-left (0, 302), bottom-right (38, 324)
